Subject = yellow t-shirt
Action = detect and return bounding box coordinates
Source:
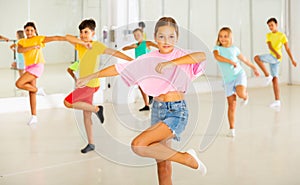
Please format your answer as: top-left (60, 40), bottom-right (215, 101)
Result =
top-left (266, 32), bottom-right (288, 62)
top-left (18, 36), bottom-right (46, 66)
top-left (76, 41), bottom-right (106, 87)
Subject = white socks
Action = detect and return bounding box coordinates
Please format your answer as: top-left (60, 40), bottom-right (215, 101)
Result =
top-left (227, 129), bottom-right (235, 137)
top-left (28, 115), bottom-right (37, 125)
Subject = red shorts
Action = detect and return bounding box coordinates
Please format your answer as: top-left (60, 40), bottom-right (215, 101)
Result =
top-left (64, 86), bottom-right (99, 104)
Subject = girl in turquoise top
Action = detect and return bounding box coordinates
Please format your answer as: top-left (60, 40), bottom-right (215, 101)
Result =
top-left (213, 27), bottom-right (259, 137)
top-left (122, 28), bottom-right (158, 111)
top-left (10, 30), bottom-right (25, 77)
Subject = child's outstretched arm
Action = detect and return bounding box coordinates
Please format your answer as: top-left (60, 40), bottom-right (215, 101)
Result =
top-left (122, 44), bottom-right (137, 51)
top-left (0, 35), bottom-right (9, 41)
top-left (238, 54), bottom-right (260, 77)
top-left (65, 35), bottom-right (92, 48)
top-left (213, 50), bottom-right (237, 67)
top-left (43, 36), bottom-right (66, 43)
top-left (104, 48), bottom-right (134, 61)
top-left (156, 52), bottom-right (206, 73)
top-left (146, 41), bottom-right (158, 49)
top-left (17, 43), bottom-right (40, 53)
top-left (76, 65), bottom-right (119, 88)
top-left (284, 42), bottom-right (297, 67)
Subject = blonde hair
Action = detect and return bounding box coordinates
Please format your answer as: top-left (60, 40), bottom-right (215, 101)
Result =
top-left (216, 27), bottom-right (232, 46)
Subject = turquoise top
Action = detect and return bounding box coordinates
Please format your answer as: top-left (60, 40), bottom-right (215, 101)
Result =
top-left (135, 40), bottom-right (149, 58)
top-left (214, 45), bottom-right (244, 83)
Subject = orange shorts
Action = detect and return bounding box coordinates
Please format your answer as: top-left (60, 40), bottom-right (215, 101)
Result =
top-left (64, 86), bottom-right (99, 104)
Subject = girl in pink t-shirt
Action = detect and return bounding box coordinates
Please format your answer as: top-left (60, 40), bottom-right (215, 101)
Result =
top-left (77, 17), bottom-right (207, 183)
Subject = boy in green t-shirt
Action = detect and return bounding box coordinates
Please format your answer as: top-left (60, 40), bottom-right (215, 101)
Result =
top-left (254, 17), bottom-right (297, 109)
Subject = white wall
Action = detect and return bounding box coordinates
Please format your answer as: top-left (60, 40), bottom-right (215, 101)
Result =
top-left (290, 0), bottom-right (300, 84)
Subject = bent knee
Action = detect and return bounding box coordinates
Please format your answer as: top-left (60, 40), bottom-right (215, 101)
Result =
top-left (15, 80), bottom-right (22, 89)
top-left (254, 55), bottom-right (260, 62)
top-left (131, 138), bottom-right (148, 156)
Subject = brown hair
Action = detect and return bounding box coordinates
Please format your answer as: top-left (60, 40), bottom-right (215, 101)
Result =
top-left (133, 28), bottom-right (143, 34)
top-left (216, 27), bottom-right (232, 46)
top-left (154, 17), bottom-right (179, 37)
top-left (16, 30), bottom-right (24, 39)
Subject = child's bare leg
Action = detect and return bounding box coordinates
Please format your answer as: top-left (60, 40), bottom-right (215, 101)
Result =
top-left (227, 95), bottom-right (237, 129)
top-left (272, 77), bottom-right (280, 100)
top-left (64, 101), bottom-right (98, 112)
top-left (236, 85), bottom-right (248, 100)
top-left (156, 140), bottom-right (173, 185)
top-left (15, 72), bottom-right (38, 92)
top-left (83, 110), bottom-right (94, 144)
top-left (139, 86), bottom-right (149, 106)
top-left (131, 122), bottom-right (199, 169)
top-left (254, 55), bottom-right (270, 77)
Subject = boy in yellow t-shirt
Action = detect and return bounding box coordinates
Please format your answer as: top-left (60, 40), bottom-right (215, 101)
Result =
top-left (64, 19), bottom-right (133, 154)
top-left (254, 17), bottom-right (297, 109)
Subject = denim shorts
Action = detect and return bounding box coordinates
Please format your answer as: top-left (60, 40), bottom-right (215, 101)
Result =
top-left (224, 71), bottom-right (247, 97)
top-left (259, 54), bottom-right (280, 77)
top-left (151, 100), bottom-right (188, 141)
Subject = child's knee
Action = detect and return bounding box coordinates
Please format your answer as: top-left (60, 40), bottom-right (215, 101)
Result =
top-left (64, 100), bottom-right (72, 108)
top-left (15, 80), bottom-right (22, 89)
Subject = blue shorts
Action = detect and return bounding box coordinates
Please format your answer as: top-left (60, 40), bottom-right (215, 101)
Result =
top-left (151, 100), bottom-right (188, 141)
top-left (224, 72), bottom-right (247, 97)
top-left (259, 54), bottom-right (280, 77)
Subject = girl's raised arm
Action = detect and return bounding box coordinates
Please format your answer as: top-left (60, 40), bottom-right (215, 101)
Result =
top-left (238, 53), bottom-right (260, 77)
top-left (213, 50), bottom-right (236, 67)
top-left (156, 52), bottom-right (206, 73)
top-left (17, 43), bottom-right (40, 53)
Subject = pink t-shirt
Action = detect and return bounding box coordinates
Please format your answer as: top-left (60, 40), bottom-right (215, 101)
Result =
top-left (115, 48), bottom-right (206, 97)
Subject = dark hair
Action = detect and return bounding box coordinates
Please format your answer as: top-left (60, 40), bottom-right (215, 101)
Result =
top-left (133, 28), bottom-right (143, 34)
top-left (79, 19), bottom-right (96, 31)
top-left (154, 17), bottom-right (179, 37)
top-left (24, 22), bottom-right (38, 35)
top-left (267, 17), bottom-right (277, 24)
top-left (138, 21), bottom-right (146, 29)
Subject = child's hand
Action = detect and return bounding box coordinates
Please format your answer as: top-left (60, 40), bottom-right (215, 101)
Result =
top-left (292, 60), bottom-right (297, 67)
top-left (34, 45), bottom-right (41, 49)
top-left (253, 68), bottom-right (260, 77)
top-left (76, 77), bottom-right (89, 88)
top-left (275, 53), bottom-right (281, 59)
top-left (232, 62), bottom-right (237, 68)
top-left (84, 42), bottom-right (92, 49)
top-left (155, 61), bottom-right (175, 74)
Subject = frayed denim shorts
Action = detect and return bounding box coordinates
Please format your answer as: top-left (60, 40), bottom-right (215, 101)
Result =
top-left (151, 100), bottom-right (188, 141)
top-left (259, 54), bottom-right (280, 77)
